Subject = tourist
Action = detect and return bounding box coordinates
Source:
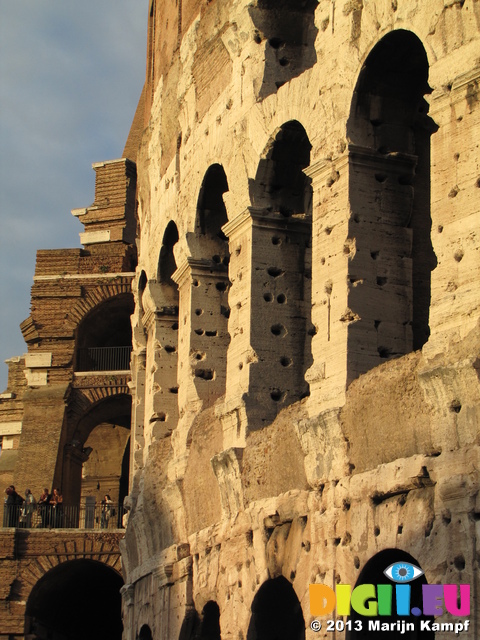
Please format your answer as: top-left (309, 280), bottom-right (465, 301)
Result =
top-left (49, 488), bottom-right (63, 527)
top-left (20, 489), bottom-right (36, 528)
top-left (38, 488), bottom-right (51, 528)
top-left (101, 494), bottom-right (114, 529)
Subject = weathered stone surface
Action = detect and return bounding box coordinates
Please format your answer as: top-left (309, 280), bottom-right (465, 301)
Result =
top-left (1, 1), bottom-right (479, 639)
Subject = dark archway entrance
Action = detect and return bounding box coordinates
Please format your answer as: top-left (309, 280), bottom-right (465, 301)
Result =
top-left (25, 559), bottom-right (123, 640)
top-left (247, 576), bottom-right (305, 640)
top-left (346, 549), bottom-right (434, 639)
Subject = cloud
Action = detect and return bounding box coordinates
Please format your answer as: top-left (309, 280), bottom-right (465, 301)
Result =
top-left (0, 0), bottom-right (147, 390)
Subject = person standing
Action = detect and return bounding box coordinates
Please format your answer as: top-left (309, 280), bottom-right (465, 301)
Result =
top-left (101, 494), bottom-right (114, 529)
top-left (38, 488), bottom-right (51, 528)
top-left (21, 489), bottom-right (36, 528)
top-left (49, 488), bottom-right (63, 527)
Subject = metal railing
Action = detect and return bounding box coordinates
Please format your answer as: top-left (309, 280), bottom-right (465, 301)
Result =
top-left (76, 346), bottom-right (132, 372)
top-left (2, 502), bottom-right (126, 530)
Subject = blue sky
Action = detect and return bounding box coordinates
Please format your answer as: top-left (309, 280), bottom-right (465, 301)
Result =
top-left (0, 1), bottom-right (148, 390)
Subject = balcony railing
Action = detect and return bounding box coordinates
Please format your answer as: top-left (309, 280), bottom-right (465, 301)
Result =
top-left (76, 346), bottom-right (132, 372)
top-left (2, 502), bottom-right (126, 530)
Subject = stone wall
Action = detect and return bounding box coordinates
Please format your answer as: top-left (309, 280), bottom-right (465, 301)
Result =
top-left (122, 1), bottom-right (480, 639)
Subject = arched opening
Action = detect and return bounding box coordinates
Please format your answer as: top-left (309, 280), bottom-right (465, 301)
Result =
top-left (189, 165), bottom-right (230, 406)
top-left (247, 121), bottom-right (313, 423)
top-left (63, 394), bottom-right (131, 527)
top-left (144, 221), bottom-right (180, 432)
top-left (346, 30), bottom-right (437, 381)
top-left (346, 549), bottom-right (434, 638)
top-left (247, 576), bottom-right (305, 640)
top-left (199, 601), bottom-right (221, 640)
top-left (159, 220), bottom-right (180, 288)
top-left (138, 624), bottom-right (153, 640)
top-left (75, 293), bottom-right (134, 372)
top-left (138, 270), bottom-right (148, 313)
top-left (25, 559), bottom-right (123, 640)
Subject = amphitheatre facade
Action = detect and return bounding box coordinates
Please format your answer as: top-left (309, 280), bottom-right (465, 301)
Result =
top-left (0, 1), bottom-right (479, 639)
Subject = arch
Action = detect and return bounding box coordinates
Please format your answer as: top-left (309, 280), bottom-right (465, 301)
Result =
top-left (247, 576), bottom-right (305, 640)
top-left (199, 600), bottom-right (222, 640)
top-left (158, 220), bottom-right (180, 285)
top-left (246, 121), bottom-right (313, 422)
top-left (196, 163), bottom-right (229, 237)
top-left (63, 393), bottom-right (132, 511)
top-left (346, 30), bottom-right (437, 382)
top-left (25, 559), bottom-right (123, 640)
top-left (346, 549), bottom-right (434, 639)
top-left (138, 623), bottom-right (153, 640)
top-left (75, 293), bottom-right (134, 372)
top-left (250, 120), bottom-right (312, 216)
top-left (138, 270), bottom-right (148, 313)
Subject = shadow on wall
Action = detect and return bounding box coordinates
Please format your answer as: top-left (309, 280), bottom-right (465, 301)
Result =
top-left (249, 0), bottom-right (319, 99)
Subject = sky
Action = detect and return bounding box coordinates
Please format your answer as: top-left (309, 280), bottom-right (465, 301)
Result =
top-left (0, 1), bottom-right (148, 391)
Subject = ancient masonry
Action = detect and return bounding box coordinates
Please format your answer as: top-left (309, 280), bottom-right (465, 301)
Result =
top-left (0, 1), bottom-right (479, 639)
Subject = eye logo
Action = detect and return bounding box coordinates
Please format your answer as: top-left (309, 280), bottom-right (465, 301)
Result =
top-left (384, 562), bottom-right (424, 583)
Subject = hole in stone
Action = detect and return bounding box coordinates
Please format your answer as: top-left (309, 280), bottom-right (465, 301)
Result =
top-left (195, 329), bottom-right (204, 335)
top-left (169, 387), bottom-right (179, 394)
top-left (353, 214), bottom-right (360, 223)
top-left (268, 37), bottom-right (283, 49)
top-left (195, 369), bottom-right (214, 380)
top-left (325, 226), bottom-right (332, 235)
top-left (450, 399), bottom-right (462, 413)
top-left (221, 305), bottom-right (230, 318)
top-left (454, 249), bottom-right (464, 262)
top-left (276, 294), bottom-right (286, 304)
top-left (216, 282), bottom-right (227, 292)
top-left (375, 173), bottom-right (387, 183)
top-left (354, 556), bottom-right (360, 569)
top-left (263, 293), bottom-right (273, 302)
top-left (334, 537), bottom-right (341, 546)
top-left (254, 31), bottom-right (262, 44)
top-left (272, 236), bottom-right (281, 245)
top-left (164, 345), bottom-right (176, 353)
top-left (397, 525), bottom-right (403, 534)
top-left (321, 257), bottom-right (325, 265)
top-left (442, 510), bottom-right (451, 525)
top-left (212, 255), bottom-right (221, 263)
top-left (206, 330), bottom-right (218, 337)
top-left (376, 276), bottom-right (387, 286)
top-left (280, 357), bottom-right (292, 367)
top-left (193, 279), bottom-right (200, 287)
top-left (195, 352), bottom-right (205, 360)
top-left (270, 389), bottom-right (284, 402)
top-left (343, 501), bottom-right (351, 511)
top-left (438, 225), bottom-right (443, 233)
top-left (267, 266), bottom-right (284, 278)
top-left (195, 308), bottom-right (203, 316)
top-left (475, 177), bottom-right (480, 188)
top-left (158, 412), bottom-right (166, 422)
top-left (271, 324), bottom-right (286, 336)
top-left (448, 186), bottom-right (459, 198)
top-left (378, 347), bottom-right (391, 358)
top-left (454, 555), bottom-right (465, 571)
top-left (374, 527), bottom-right (380, 537)
top-left (172, 322), bottom-right (179, 330)
top-left (238, 362), bottom-right (243, 370)
top-left (235, 246), bottom-right (241, 255)
top-left (279, 57), bottom-right (289, 67)
top-left (374, 320), bottom-right (381, 329)
top-left (308, 325), bottom-right (317, 336)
